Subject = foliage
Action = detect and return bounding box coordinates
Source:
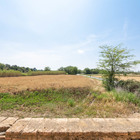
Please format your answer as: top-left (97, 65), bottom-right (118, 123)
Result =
top-left (116, 80), bottom-right (140, 96)
top-left (83, 68), bottom-right (91, 74)
top-left (112, 90), bottom-right (140, 106)
top-left (0, 87), bottom-right (139, 117)
top-left (44, 67), bottom-right (51, 71)
top-left (58, 67), bottom-right (65, 71)
top-left (64, 66), bottom-right (78, 75)
top-left (0, 70), bottom-right (23, 77)
top-left (0, 63), bottom-right (37, 73)
top-left (0, 70), bottom-right (66, 77)
top-left (0, 88), bottom-right (88, 111)
top-left (98, 44), bottom-right (140, 91)
top-left (27, 71), bottom-right (66, 76)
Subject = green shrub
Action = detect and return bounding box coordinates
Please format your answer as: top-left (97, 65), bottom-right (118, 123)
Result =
top-left (67, 99), bottom-right (75, 107)
top-left (116, 80), bottom-right (140, 96)
top-left (113, 90), bottom-right (140, 106)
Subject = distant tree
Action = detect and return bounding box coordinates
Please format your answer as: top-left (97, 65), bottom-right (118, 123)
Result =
top-left (83, 68), bottom-right (91, 74)
top-left (91, 68), bottom-right (100, 74)
top-left (77, 69), bottom-right (82, 74)
top-left (99, 44), bottom-right (140, 91)
top-left (0, 63), bottom-right (5, 70)
top-left (58, 67), bottom-right (65, 71)
top-left (5, 64), bottom-right (10, 70)
top-left (44, 67), bottom-right (51, 71)
top-left (64, 66), bottom-right (78, 75)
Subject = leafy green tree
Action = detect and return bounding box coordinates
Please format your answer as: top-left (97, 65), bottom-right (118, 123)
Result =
top-left (83, 68), bottom-right (91, 74)
top-left (99, 44), bottom-right (140, 91)
top-left (64, 66), bottom-right (78, 75)
top-left (44, 67), bottom-right (51, 71)
top-left (0, 63), bottom-right (5, 70)
top-left (77, 69), bottom-right (82, 74)
top-left (58, 67), bottom-right (65, 71)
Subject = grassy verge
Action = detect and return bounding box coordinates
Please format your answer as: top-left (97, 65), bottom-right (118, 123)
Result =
top-left (0, 88), bottom-right (139, 118)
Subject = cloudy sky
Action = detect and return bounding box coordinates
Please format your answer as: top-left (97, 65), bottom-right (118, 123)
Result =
top-left (0, 0), bottom-right (140, 70)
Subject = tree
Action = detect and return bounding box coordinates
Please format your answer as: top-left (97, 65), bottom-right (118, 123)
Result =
top-left (98, 44), bottom-right (140, 91)
top-left (83, 68), bottom-right (91, 74)
top-left (58, 67), bottom-right (65, 71)
top-left (64, 66), bottom-right (78, 75)
top-left (44, 67), bottom-right (51, 71)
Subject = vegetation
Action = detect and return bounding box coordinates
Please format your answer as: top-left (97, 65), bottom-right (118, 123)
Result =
top-left (99, 44), bottom-right (140, 91)
top-left (27, 71), bottom-right (66, 76)
top-left (116, 80), bottom-right (140, 96)
top-left (0, 88), bottom-right (139, 118)
top-left (0, 63), bottom-right (37, 73)
top-left (0, 70), bottom-right (24, 77)
top-left (0, 70), bottom-right (66, 77)
top-left (0, 75), bottom-right (102, 94)
top-left (44, 67), bottom-right (51, 71)
top-left (83, 68), bottom-right (101, 74)
top-left (62, 66), bottom-right (78, 75)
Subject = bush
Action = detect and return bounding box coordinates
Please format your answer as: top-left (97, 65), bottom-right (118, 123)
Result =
top-left (116, 80), bottom-right (140, 96)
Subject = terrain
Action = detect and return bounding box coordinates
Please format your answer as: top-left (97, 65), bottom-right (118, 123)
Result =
top-left (0, 75), bottom-right (139, 118)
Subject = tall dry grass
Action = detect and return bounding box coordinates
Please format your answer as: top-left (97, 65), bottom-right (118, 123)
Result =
top-left (0, 70), bottom-right (66, 77)
top-left (27, 71), bottom-right (66, 76)
top-left (0, 70), bottom-right (23, 77)
top-left (0, 75), bottom-right (104, 94)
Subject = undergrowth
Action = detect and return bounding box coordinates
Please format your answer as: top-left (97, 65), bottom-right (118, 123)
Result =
top-left (0, 87), bottom-right (139, 118)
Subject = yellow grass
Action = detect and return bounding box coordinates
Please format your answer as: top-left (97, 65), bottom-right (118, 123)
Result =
top-left (0, 75), bottom-right (104, 94)
top-left (92, 74), bottom-right (140, 81)
top-left (117, 76), bottom-right (140, 81)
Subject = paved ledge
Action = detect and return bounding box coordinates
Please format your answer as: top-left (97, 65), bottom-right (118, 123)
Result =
top-left (4, 118), bottom-right (140, 140)
top-left (0, 117), bottom-right (18, 132)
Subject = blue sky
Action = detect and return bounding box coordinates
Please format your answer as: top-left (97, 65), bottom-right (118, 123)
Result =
top-left (0, 0), bottom-right (140, 70)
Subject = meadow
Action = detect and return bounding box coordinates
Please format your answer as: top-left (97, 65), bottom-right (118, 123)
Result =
top-left (0, 75), bottom-right (139, 118)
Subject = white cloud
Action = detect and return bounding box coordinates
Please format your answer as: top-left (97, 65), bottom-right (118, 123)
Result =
top-left (77, 49), bottom-right (84, 54)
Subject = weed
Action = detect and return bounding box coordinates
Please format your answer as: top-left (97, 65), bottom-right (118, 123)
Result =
top-left (67, 99), bottom-right (75, 107)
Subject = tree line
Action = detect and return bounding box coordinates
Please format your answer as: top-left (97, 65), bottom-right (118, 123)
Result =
top-left (0, 63), bottom-right (102, 75)
top-left (0, 63), bottom-right (37, 73)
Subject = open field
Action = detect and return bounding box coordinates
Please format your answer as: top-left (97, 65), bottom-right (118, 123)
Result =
top-left (0, 75), bottom-right (139, 118)
top-left (0, 75), bottom-right (104, 94)
top-left (90, 74), bottom-right (140, 81)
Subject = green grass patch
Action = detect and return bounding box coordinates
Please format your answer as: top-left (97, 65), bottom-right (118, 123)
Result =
top-left (112, 90), bottom-right (140, 106)
top-left (0, 88), bottom-right (140, 118)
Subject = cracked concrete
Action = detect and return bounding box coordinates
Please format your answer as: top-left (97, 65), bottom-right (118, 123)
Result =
top-left (0, 117), bottom-right (139, 140)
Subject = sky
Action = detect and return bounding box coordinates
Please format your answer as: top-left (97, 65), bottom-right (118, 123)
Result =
top-left (0, 0), bottom-right (140, 70)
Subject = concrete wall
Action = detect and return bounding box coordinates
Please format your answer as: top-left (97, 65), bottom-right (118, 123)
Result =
top-left (4, 118), bottom-right (140, 140)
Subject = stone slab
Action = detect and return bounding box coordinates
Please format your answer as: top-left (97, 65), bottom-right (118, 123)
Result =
top-left (0, 117), bottom-right (18, 132)
top-left (6, 118), bottom-right (140, 140)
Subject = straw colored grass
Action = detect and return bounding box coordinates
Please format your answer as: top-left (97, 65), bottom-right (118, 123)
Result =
top-left (0, 75), bottom-right (104, 94)
top-left (92, 74), bottom-right (140, 81)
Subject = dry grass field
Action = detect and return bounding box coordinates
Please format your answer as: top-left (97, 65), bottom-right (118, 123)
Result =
top-left (0, 75), bottom-right (104, 94)
top-left (92, 74), bottom-right (140, 81)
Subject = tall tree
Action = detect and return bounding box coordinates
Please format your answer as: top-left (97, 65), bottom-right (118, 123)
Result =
top-left (98, 44), bottom-right (140, 91)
